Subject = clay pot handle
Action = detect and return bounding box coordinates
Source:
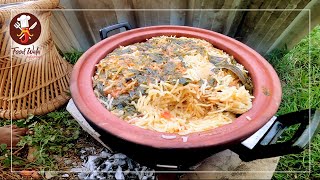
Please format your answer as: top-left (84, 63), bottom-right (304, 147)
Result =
top-left (232, 109), bottom-right (320, 162)
top-left (99, 22), bottom-right (132, 40)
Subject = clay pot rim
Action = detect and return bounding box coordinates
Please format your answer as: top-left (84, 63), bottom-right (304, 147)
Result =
top-left (70, 25), bottom-right (282, 149)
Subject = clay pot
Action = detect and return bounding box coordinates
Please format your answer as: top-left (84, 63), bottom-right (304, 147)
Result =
top-left (70, 26), bottom-right (281, 166)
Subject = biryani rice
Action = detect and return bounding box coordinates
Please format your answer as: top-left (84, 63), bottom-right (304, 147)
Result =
top-left (93, 36), bottom-right (254, 135)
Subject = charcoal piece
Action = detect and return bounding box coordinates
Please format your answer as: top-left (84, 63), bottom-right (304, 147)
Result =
top-left (123, 169), bottom-right (130, 176)
top-left (75, 148), bottom-right (155, 180)
top-left (96, 174), bottom-right (107, 180)
top-left (127, 159), bottom-right (134, 170)
top-left (113, 159), bottom-right (126, 166)
top-left (100, 151), bottom-right (111, 158)
top-left (86, 156), bottom-right (99, 171)
top-left (102, 161), bottom-right (112, 172)
top-left (141, 166), bottom-right (147, 172)
top-left (108, 155), bottom-right (115, 161)
top-left (84, 147), bottom-right (96, 154)
top-left (99, 163), bottom-right (107, 170)
top-left (135, 168), bottom-right (143, 179)
top-left (78, 172), bottom-right (87, 179)
top-left (115, 166), bottom-right (124, 180)
top-left (107, 174), bottom-right (115, 179)
top-left (89, 171), bottom-right (98, 179)
top-left (94, 157), bottom-right (105, 166)
top-left (114, 153), bottom-right (127, 159)
top-left (121, 163), bottom-right (129, 170)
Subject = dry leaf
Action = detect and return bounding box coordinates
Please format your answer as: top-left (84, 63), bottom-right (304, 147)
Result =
top-left (19, 170), bottom-right (34, 177)
top-left (45, 171), bottom-right (55, 179)
top-left (31, 171), bottom-right (40, 179)
top-left (27, 147), bottom-right (37, 162)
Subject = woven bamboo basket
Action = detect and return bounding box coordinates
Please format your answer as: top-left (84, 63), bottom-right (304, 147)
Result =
top-left (0, 0), bottom-right (73, 119)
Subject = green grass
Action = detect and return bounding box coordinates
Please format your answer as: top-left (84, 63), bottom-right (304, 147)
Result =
top-left (63, 50), bottom-right (83, 65)
top-left (0, 109), bottom-right (81, 171)
top-left (267, 25), bottom-right (320, 179)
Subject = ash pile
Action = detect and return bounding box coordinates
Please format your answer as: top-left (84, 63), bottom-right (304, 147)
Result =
top-left (72, 147), bottom-right (155, 180)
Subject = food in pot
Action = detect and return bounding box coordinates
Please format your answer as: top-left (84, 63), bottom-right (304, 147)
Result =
top-left (93, 36), bottom-right (254, 135)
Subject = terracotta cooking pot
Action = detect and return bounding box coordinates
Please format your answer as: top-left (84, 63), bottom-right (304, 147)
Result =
top-left (70, 25), bottom-right (282, 167)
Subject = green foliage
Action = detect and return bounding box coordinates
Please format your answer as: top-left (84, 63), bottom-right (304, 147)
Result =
top-left (0, 110), bottom-right (81, 171)
top-left (63, 50), bottom-right (83, 65)
top-left (268, 25), bottom-right (320, 179)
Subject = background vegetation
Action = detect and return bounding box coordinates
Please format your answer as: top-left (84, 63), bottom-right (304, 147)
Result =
top-left (268, 25), bottom-right (320, 179)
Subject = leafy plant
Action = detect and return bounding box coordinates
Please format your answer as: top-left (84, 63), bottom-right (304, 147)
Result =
top-left (0, 109), bottom-right (81, 171)
top-left (63, 50), bottom-right (83, 65)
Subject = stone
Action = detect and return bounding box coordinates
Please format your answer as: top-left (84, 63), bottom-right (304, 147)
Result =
top-left (181, 149), bottom-right (279, 180)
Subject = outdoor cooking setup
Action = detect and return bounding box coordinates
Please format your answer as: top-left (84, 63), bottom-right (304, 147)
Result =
top-left (70, 23), bottom-right (320, 171)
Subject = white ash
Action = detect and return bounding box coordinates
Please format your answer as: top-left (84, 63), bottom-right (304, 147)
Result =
top-left (72, 148), bottom-right (155, 180)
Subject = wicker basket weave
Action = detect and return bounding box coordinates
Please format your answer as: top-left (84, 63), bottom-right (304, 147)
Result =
top-left (0, 0), bottom-right (72, 119)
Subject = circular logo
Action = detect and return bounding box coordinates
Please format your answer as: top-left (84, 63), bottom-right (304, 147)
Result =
top-left (10, 13), bottom-right (41, 45)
